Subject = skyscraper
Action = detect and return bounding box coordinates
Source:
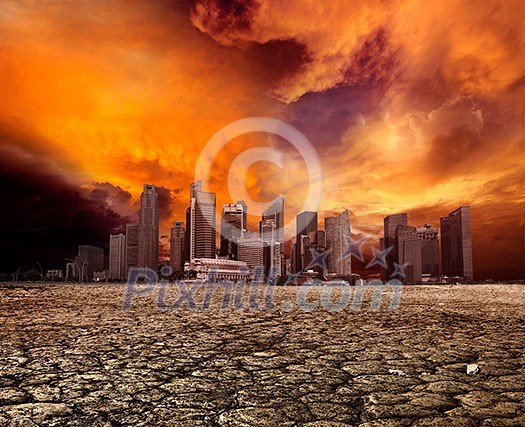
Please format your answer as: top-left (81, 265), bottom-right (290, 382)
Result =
top-left (325, 209), bottom-right (352, 275)
top-left (125, 223), bottom-right (139, 275)
top-left (260, 217), bottom-right (282, 275)
top-left (237, 235), bottom-right (264, 272)
top-left (109, 233), bottom-right (126, 280)
top-left (170, 221), bottom-right (185, 273)
top-left (441, 206), bottom-right (473, 281)
top-left (220, 201), bottom-right (247, 259)
top-left (261, 197), bottom-right (284, 245)
top-left (261, 197), bottom-right (284, 273)
top-left (383, 213), bottom-right (408, 279)
top-left (395, 224), bottom-right (422, 282)
top-left (188, 181), bottom-right (216, 261)
top-left (417, 224), bottom-right (440, 279)
top-left (138, 184), bottom-right (159, 271)
top-left (295, 211), bottom-right (318, 273)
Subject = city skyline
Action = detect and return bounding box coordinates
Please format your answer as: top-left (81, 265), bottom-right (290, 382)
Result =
top-left (0, 1), bottom-right (524, 280)
top-left (53, 180), bottom-right (476, 284)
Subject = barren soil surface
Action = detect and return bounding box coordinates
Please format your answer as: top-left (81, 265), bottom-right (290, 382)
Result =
top-left (1, 283), bottom-right (524, 426)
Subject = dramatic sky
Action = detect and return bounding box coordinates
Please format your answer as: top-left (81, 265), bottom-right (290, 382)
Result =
top-left (1, 0), bottom-right (524, 279)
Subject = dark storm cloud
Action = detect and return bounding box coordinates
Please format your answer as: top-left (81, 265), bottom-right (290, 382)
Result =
top-left (0, 150), bottom-right (132, 272)
top-left (155, 185), bottom-right (175, 221)
top-left (190, 0), bottom-right (259, 43)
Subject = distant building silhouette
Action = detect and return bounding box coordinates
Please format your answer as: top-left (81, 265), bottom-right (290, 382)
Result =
top-left (441, 206), bottom-right (473, 281)
top-left (109, 233), bottom-right (126, 280)
top-left (170, 221), bottom-right (185, 273)
top-left (75, 245), bottom-right (104, 281)
top-left (325, 209), bottom-right (352, 275)
top-left (138, 184), bottom-right (159, 271)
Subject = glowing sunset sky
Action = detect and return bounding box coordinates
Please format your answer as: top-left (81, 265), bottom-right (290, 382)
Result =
top-left (0, 0), bottom-right (524, 279)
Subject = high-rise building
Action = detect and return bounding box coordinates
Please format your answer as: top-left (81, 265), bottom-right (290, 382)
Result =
top-left (261, 197), bottom-right (285, 273)
top-left (417, 224), bottom-right (440, 279)
top-left (125, 223), bottom-right (139, 275)
top-left (237, 235), bottom-right (264, 272)
top-left (75, 245), bottom-right (104, 281)
top-left (109, 234), bottom-right (126, 280)
top-left (297, 234), bottom-right (311, 273)
top-left (304, 230), bottom-right (328, 276)
top-left (294, 211), bottom-right (318, 273)
top-left (395, 224), bottom-right (422, 282)
top-left (260, 217), bottom-right (282, 275)
top-left (138, 184), bottom-right (159, 271)
top-left (170, 221), bottom-right (185, 273)
top-left (325, 209), bottom-right (352, 275)
top-left (188, 181), bottom-right (216, 261)
top-left (383, 213), bottom-right (408, 279)
top-left (441, 206), bottom-right (473, 281)
top-left (297, 211), bottom-right (318, 237)
top-left (263, 241), bottom-right (281, 278)
top-left (220, 201), bottom-right (247, 259)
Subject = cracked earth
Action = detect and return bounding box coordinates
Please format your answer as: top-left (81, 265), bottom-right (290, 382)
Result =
top-left (0, 283), bottom-right (524, 426)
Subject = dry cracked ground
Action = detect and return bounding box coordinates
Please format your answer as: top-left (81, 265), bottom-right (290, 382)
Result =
top-left (0, 283), bottom-right (524, 426)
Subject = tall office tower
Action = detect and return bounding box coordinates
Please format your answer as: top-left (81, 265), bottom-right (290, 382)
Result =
top-left (190, 181), bottom-right (202, 198)
top-left (395, 225), bottom-right (422, 282)
top-left (260, 217), bottom-right (281, 275)
top-left (109, 234), bottom-right (126, 280)
top-left (290, 240), bottom-right (297, 273)
top-left (220, 201), bottom-right (247, 259)
top-left (170, 221), bottom-right (185, 273)
top-left (75, 245), bottom-right (104, 281)
top-left (441, 206), bottom-right (473, 282)
top-left (297, 211), bottom-right (318, 236)
top-left (237, 236), bottom-right (264, 271)
top-left (260, 218), bottom-right (278, 243)
top-left (303, 230), bottom-right (327, 275)
top-left (188, 181), bottom-right (216, 261)
top-left (325, 209), bottom-right (352, 275)
top-left (125, 223), bottom-right (139, 274)
top-left (295, 211), bottom-right (318, 273)
top-left (263, 241), bottom-right (281, 277)
top-left (138, 184), bottom-right (159, 271)
top-left (261, 197), bottom-right (285, 273)
top-left (185, 180), bottom-right (203, 262)
top-left (416, 224), bottom-right (440, 279)
top-left (383, 213), bottom-right (408, 279)
top-left (297, 234), bottom-right (312, 273)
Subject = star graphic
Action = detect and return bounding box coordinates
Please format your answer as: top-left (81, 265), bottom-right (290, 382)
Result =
top-left (340, 235), bottom-right (367, 263)
top-left (284, 273), bottom-right (301, 286)
top-left (366, 246), bottom-right (392, 270)
top-left (305, 248), bottom-right (332, 272)
top-left (390, 262), bottom-right (409, 279)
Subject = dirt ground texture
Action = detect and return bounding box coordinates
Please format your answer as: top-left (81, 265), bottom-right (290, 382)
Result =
top-left (0, 283), bottom-right (524, 426)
